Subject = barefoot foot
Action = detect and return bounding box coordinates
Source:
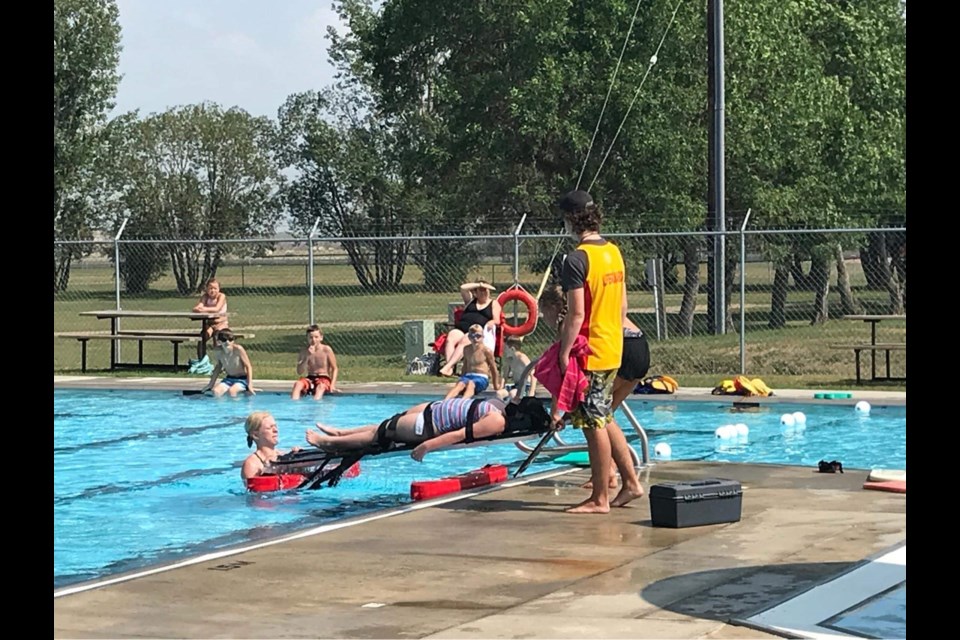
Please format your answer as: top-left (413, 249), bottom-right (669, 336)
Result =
top-left (439, 366), bottom-right (455, 378)
top-left (564, 498), bottom-right (610, 514)
top-left (610, 484), bottom-right (645, 508)
top-left (314, 423), bottom-right (342, 436)
top-left (305, 430), bottom-right (334, 449)
top-left (581, 476), bottom-right (619, 490)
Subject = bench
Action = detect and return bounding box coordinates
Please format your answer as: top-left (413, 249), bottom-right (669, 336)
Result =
top-left (829, 343), bottom-right (907, 384)
top-left (58, 334), bottom-right (202, 372)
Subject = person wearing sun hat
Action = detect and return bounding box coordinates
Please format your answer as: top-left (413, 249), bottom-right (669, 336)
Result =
top-left (438, 278), bottom-right (502, 377)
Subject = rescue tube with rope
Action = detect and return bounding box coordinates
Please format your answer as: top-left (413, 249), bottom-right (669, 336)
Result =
top-left (497, 287), bottom-right (538, 337)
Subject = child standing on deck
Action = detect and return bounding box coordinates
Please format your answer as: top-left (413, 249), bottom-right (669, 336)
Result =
top-left (498, 335), bottom-right (538, 399)
top-left (444, 324), bottom-right (501, 400)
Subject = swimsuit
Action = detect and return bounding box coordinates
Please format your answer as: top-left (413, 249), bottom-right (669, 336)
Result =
top-left (617, 329), bottom-right (651, 381)
top-left (222, 376), bottom-right (249, 390)
top-left (457, 372), bottom-right (489, 393)
top-left (457, 299), bottom-right (494, 333)
top-left (296, 374), bottom-right (332, 395)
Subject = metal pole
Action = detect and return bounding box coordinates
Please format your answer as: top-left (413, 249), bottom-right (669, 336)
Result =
top-left (114, 217), bottom-right (129, 311)
top-left (512, 213), bottom-right (527, 286)
top-left (739, 209), bottom-right (751, 374)
top-left (708, 0), bottom-right (726, 335)
top-left (308, 218), bottom-right (321, 325)
top-left (114, 216), bottom-right (129, 364)
top-left (512, 213), bottom-right (527, 324)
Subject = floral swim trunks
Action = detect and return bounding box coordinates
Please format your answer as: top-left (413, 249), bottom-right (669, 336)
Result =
top-left (569, 369), bottom-right (618, 430)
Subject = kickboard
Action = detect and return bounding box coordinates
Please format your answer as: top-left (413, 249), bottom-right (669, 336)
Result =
top-left (868, 468), bottom-right (906, 483)
top-left (555, 451), bottom-right (591, 466)
top-left (863, 480), bottom-right (906, 494)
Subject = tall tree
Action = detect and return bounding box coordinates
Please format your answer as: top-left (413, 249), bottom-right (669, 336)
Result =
top-left (53, 0), bottom-right (122, 292)
top-left (108, 104), bottom-right (283, 294)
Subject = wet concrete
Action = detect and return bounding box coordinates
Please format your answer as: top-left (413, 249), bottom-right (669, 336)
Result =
top-left (54, 458), bottom-right (906, 639)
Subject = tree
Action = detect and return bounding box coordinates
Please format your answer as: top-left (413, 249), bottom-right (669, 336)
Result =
top-left (108, 104), bottom-right (283, 294)
top-left (54, 0), bottom-right (122, 292)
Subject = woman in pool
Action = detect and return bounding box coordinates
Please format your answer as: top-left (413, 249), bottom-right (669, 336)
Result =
top-left (305, 396), bottom-right (550, 462)
top-left (241, 411), bottom-right (300, 481)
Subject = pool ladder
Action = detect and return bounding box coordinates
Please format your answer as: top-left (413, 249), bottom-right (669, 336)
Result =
top-left (510, 357), bottom-right (650, 469)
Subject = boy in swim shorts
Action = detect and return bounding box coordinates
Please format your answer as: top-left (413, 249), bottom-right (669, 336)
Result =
top-left (291, 325), bottom-right (339, 400)
top-left (444, 324), bottom-right (501, 400)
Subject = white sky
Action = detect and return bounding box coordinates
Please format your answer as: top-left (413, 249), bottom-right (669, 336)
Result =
top-left (111, 0), bottom-right (345, 119)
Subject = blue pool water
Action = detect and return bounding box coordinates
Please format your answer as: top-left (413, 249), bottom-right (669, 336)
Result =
top-left (53, 389), bottom-right (905, 589)
top-left (826, 582), bottom-right (906, 639)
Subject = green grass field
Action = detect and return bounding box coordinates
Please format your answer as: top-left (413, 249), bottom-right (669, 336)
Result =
top-left (54, 259), bottom-right (906, 391)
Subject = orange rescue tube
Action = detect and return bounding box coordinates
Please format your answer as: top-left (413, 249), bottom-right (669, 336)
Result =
top-left (497, 288), bottom-right (538, 337)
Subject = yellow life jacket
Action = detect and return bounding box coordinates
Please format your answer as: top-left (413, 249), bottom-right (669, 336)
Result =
top-left (634, 374), bottom-right (679, 394)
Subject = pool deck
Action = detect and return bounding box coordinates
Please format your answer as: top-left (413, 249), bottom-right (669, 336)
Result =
top-left (54, 378), bottom-right (906, 639)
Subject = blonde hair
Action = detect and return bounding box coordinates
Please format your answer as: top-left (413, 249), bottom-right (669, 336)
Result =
top-left (468, 323), bottom-right (484, 334)
top-left (245, 411), bottom-right (272, 448)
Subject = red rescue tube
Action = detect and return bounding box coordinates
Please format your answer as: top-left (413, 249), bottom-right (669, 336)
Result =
top-left (410, 464), bottom-right (508, 501)
top-left (245, 462), bottom-right (361, 492)
top-left (497, 288), bottom-right (538, 337)
top-left (246, 473), bottom-right (307, 492)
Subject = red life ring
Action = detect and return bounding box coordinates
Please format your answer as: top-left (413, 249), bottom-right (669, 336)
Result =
top-left (497, 288), bottom-right (539, 337)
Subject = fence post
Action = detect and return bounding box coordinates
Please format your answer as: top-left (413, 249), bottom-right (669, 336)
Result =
top-left (511, 214), bottom-right (527, 326)
top-left (739, 209), bottom-right (751, 374)
top-left (308, 218), bottom-right (321, 325)
top-left (114, 216), bottom-right (129, 364)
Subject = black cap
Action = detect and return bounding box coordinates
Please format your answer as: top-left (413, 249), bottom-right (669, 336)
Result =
top-left (557, 189), bottom-right (594, 213)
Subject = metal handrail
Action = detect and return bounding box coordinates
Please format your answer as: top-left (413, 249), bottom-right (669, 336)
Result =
top-left (508, 355), bottom-right (650, 468)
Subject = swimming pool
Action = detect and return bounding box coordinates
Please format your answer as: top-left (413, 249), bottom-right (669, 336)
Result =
top-left (53, 389), bottom-right (905, 590)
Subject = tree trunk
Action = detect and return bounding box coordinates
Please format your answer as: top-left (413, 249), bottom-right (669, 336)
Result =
top-left (877, 235), bottom-right (905, 314)
top-left (769, 262), bottom-right (789, 329)
top-left (676, 239), bottom-right (700, 337)
top-left (809, 255), bottom-right (831, 325)
top-left (790, 254), bottom-right (813, 290)
top-left (834, 242), bottom-right (862, 315)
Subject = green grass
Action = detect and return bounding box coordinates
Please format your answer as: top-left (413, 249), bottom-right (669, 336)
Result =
top-left (55, 259), bottom-right (906, 391)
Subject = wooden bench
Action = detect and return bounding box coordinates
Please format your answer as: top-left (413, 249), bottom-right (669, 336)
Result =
top-left (58, 334), bottom-right (202, 372)
top-left (829, 343), bottom-right (907, 384)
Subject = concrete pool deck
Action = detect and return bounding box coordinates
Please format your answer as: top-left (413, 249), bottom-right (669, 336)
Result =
top-left (53, 378), bottom-right (906, 639)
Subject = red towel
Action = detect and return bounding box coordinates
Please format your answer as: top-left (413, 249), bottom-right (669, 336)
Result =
top-left (534, 335), bottom-right (592, 412)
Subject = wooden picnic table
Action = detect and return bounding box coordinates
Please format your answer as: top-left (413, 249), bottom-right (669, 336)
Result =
top-left (840, 314), bottom-right (906, 382)
top-left (77, 310), bottom-right (229, 366)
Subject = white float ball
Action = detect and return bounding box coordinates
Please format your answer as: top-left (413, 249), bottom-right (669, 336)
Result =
top-left (780, 414), bottom-right (795, 427)
top-left (654, 442), bottom-right (672, 459)
top-left (791, 411), bottom-right (807, 425)
top-left (735, 423), bottom-right (749, 437)
top-left (715, 425), bottom-right (735, 439)
top-left (855, 401), bottom-right (871, 414)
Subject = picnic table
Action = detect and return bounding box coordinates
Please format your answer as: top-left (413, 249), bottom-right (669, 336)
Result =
top-left (833, 314), bottom-right (906, 384)
top-left (65, 310), bottom-right (231, 372)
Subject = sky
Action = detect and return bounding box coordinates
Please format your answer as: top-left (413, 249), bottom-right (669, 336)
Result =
top-left (111, 0), bottom-right (346, 120)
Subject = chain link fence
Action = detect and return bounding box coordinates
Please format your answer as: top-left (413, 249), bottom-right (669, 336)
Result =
top-left (54, 227), bottom-right (906, 386)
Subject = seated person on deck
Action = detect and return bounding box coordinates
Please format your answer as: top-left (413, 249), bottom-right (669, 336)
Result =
top-left (497, 335), bottom-right (538, 399)
top-left (444, 324), bottom-right (501, 400)
top-left (304, 396), bottom-right (550, 462)
top-left (439, 280), bottom-right (501, 377)
top-left (291, 325), bottom-right (339, 400)
top-left (203, 330), bottom-right (255, 397)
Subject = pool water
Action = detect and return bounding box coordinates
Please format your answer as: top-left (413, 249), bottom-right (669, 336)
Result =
top-left (53, 390), bottom-right (905, 589)
top-left (625, 398), bottom-right (906, 470)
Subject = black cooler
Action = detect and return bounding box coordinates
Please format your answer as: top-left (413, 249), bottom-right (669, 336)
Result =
top-left (649, 478), bottom-right (743, 528)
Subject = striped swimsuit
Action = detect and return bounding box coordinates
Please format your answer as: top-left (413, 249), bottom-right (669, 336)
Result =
top-left (428, 398), bottom-right (498, 434)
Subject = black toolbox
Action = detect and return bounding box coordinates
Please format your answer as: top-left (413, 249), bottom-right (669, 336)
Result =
top-left (649, 478), bottom-right (743, 528)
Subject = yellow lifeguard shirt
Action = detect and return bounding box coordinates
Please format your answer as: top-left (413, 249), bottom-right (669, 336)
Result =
top-left (561, 240), bottom-right (625, 371)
